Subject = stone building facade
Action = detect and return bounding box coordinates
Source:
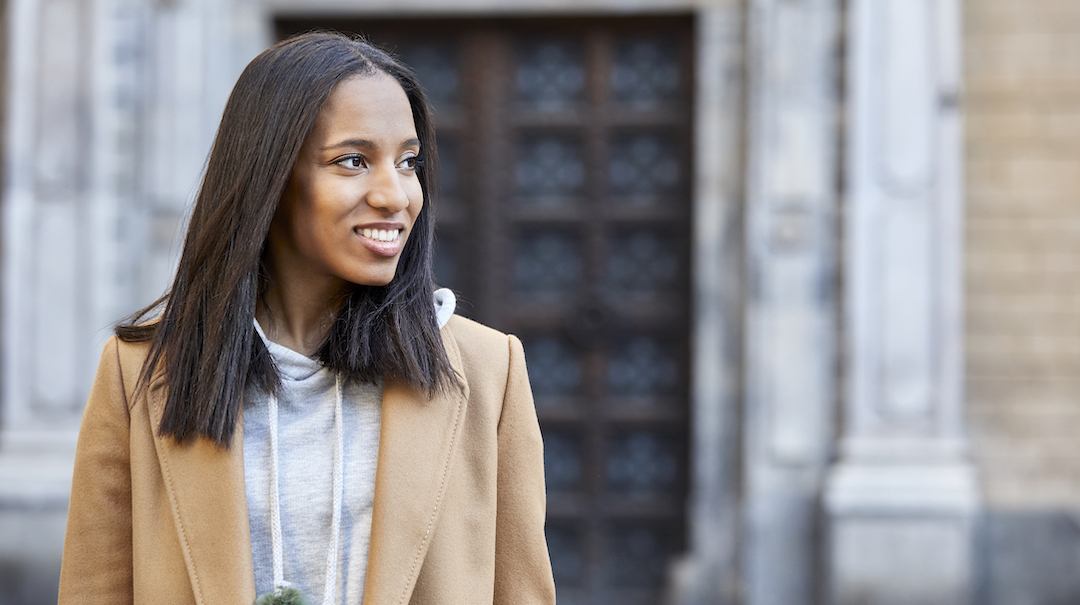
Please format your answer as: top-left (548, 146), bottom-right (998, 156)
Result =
top-left (964, 1), bottom-right (1080, 602)
top-left (0, 0), bottom-right (1076, 604)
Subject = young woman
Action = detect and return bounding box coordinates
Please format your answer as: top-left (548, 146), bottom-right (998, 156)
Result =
top-left (58, 32), bottom-right (555, 605)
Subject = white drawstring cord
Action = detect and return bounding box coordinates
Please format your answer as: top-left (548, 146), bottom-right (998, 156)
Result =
top-left (323, 374), bottom-right (344, 605)
top-left (267, 373), bottom-right (345, 605)
top-left (268, 386), bottom-right (285, 594)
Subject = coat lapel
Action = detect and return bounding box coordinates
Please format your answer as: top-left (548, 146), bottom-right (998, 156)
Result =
top-left (363, 328), bottom-right (469, 605)
top-left (147, 377), bottom-right (256, 605)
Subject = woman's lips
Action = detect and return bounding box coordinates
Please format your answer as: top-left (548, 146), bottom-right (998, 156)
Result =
top-left (355, 227), bottom-right (403, 257)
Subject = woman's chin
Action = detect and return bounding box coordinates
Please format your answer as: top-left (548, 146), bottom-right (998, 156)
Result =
top-left (348, 271), bottom-right (397, 288)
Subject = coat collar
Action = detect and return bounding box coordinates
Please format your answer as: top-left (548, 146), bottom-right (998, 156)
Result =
top-left (146, 325), bottom-right (469, 605)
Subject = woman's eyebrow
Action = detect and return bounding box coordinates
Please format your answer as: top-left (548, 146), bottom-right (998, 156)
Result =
top-left (321, 137), bottom-right (421, 152)
top-left (322, 138), bottom-right (377, 151)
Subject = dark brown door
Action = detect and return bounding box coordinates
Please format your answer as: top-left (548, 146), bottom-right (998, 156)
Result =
top-left (279, 17), bottom-right (694, 605)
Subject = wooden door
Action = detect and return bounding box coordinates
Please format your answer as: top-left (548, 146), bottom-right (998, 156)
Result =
top-left (279, 17), bottom-right (695, 605)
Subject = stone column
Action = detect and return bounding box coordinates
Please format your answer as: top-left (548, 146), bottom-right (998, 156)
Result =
top-left (0, 0), bottom-right (139, 599)
top-left (0, 0), bottom-right (262, 488)
top-left (738, 0), bottom-right (841, 603)
top-left (666, 5), bottom-right (747, 604)
top-left (0, 1), bottom-right (252, 600)
top-left (824, 1), bottom-right (978, 604)
top-left (1, 0), bottom-right (99, 509)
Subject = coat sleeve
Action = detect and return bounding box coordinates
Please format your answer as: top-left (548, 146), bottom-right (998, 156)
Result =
top-left (58, 337), bottom-right (134, 604)
top-left (493, 334), bottom-right (557, 605)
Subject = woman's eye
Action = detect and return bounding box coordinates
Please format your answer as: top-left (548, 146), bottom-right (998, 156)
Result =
top-left (399, 156), bottom-right (421, 171)
top-left (337, 156), bottom-right (365, 169)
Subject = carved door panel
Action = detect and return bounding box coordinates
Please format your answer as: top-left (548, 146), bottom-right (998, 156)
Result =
top-left (279, 17), bottom-right (694, 605)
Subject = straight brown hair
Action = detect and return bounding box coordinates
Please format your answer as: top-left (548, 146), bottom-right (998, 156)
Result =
top-left (117, 32), bottom-right (455, 447)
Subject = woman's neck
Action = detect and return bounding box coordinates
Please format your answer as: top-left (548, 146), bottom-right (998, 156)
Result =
top-left (256, 273), bottom-right (346, 357)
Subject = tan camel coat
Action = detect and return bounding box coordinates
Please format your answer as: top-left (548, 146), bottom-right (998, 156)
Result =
top-left (58, 315), bottom-right (556, 605)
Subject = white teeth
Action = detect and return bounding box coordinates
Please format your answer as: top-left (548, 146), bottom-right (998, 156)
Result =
top-left (360, 228), bottom-right (399, 243)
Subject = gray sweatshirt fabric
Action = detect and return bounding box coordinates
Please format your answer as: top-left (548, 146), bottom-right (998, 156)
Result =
top-left (244, 289), bottom-right (456, 604)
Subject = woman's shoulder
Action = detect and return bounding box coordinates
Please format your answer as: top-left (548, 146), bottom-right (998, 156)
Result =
top-left (113, 334), bottom-right (153, 363)
top-left (441, 315), bottom-right (525, 377)
top-left (82, 335), bottom-right (156, 414)
top-left (442, 314), bottom-right (514, 348)
top-left (98, 332), bottom-right (156, 392)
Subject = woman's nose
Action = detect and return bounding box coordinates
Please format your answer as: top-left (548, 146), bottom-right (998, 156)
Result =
top-left (365, 164), bottom-right (411, 213)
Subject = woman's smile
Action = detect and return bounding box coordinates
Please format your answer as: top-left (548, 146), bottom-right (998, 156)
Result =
top-left (356, 224), bottom-right (405, 256)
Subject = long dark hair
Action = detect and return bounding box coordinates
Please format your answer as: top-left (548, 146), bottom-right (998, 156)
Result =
top-left (117, 32), bottom-right (456, 447)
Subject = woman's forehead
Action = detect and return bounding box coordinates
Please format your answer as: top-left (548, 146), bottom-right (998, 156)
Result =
top-left (301, 73), bottom-right (418, 154)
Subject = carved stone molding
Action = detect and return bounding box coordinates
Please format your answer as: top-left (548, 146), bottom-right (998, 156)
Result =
top-left (825, 0), bottom-right (977, 603)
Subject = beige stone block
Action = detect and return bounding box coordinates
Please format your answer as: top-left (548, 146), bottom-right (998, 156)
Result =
top-left (981, 473), bottom-right (1080, 508)
top-left (973, 419), bottom-right (1066, 445)
top-left (967, 12), bottom-right (1080, 32)
top-left (967, 371), bottom-right (1080, 507)
top-left (966, 112), bottom-right (1080, 159)
top-left (967, 378), bottom-right (1080, 407)
top-left (967, 215), bottom-right (1080, 233)
top-left (966, 192), bottom-right (1080, 221)
top-left (965, 0), bottom-right (1080, 36)
top-left (966, 33), bottom-right (1080, 78)
top-left (966, 272), bottom-right (1080, 301)
top-left (967, 333), bottom-right (1080, 358)
top-left (967, 158), bottom-right (1080, 195)
top-left (966, 307), bottom-right (1080, 337)
top-left (969, 404), bottom-right (1080, 441)
top-left (973, 453), bottom-right (1065, 488)
top-left (967, 293), bottom-right (1080, 319)
top-left (966, 250), bottom-right (1079, 277)
top-left (965, 76), bottom-right (1080, 113)
top-left (966, 219), bottom-right (1080, 256)
top-left (966, 334), bottom-right (1080, 379)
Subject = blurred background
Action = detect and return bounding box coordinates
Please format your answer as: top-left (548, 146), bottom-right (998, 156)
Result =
top-left (1, 0), bottom-right (1077, 604)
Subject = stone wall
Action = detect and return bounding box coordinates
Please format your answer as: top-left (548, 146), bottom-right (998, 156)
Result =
top-left (964, 0), bottom-right (1080, 509)
top-left (965, 1), bottom-right (1080, 602)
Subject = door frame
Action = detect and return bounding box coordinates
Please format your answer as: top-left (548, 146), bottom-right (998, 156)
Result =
top-left (235, 1), bottom-right (747, 601)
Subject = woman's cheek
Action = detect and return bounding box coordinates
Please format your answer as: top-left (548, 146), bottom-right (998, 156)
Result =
top-left (408, 181), bottom-right (425, 213)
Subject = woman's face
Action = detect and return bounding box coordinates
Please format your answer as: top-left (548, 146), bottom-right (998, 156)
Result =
top-left (267, 72), bottom-right (424, 291)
